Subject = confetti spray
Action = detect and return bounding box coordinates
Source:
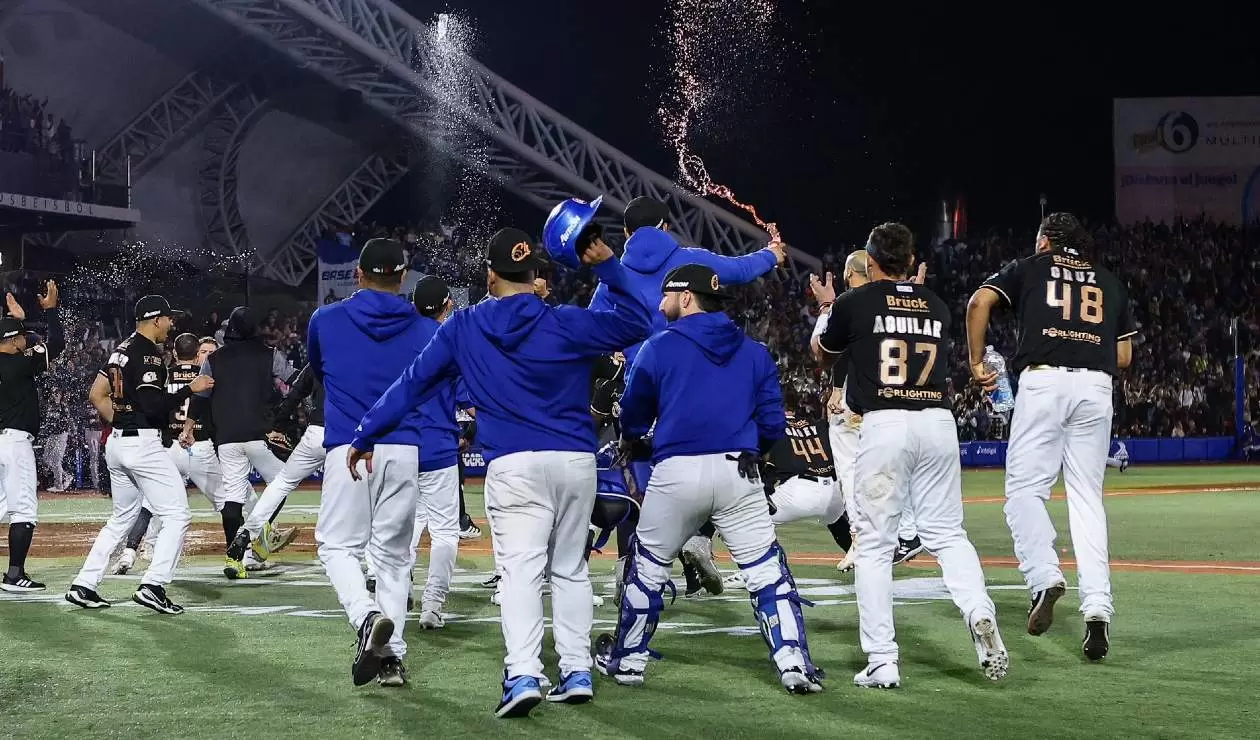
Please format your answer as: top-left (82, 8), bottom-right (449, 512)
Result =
top-left (660, 0), bottom-right (783, 242)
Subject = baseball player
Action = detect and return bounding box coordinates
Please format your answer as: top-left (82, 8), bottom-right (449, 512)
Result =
top-left (187, 306), bottom-right (289, 580)
top-left (309, 237), bottom-right (427, 689)
top-left (68, 295), bottom-right (212, 614)
top-left (1105, 440), bottom-right (1130, 472)
top-left (966, 212), bottom-right (1135, 661)
top-left (815, 223), bottom-right (1008, 688)
top-left (597, 263), bottom-right (823, 695)
top-left (350, 226), bottom-right (652, 717)
top-left (113, 334), bottom-right (224, 575)
top-left (0, 281), bottom-right (62, 592)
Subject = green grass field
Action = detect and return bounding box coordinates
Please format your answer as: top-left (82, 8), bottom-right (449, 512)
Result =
top-left (2, 465), bottom-right (1258, 739)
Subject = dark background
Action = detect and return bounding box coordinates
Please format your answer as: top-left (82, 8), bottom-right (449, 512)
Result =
top-left (381, 2), bottom-right (1260, 255)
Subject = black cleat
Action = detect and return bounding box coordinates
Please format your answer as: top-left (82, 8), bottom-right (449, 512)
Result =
top-left (352, 611), bottom-right (394, 686)
top-left (481, 573), bottom-right (501, 589)
top-left (365, 577), bottom-right (376, 594)
top-left (226, 529), bottom-right (251, 562)
top-left (892, 536), bottom-right (924, 566)
top-left (1083, 619), bottom-right (1110, 661)
top-left (65, 585), bottom-right (110, 609)
top-left (1027, 582), bottom-right (1066, 636)
top-left (1, 573), bottom-right (46, 592)
top-left (378, 656), bottom-right (408, 687)
top-left (133, 584), bottom-right (184, 615)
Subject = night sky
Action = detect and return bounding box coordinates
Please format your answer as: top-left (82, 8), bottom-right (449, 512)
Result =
top-left (388, 2), bottom-right (1260, 255)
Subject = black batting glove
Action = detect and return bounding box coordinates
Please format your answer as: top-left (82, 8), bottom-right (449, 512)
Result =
top-left (728, 451), bottom-right (761, 484)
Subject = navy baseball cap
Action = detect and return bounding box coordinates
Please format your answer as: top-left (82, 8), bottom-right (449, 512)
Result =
top-left (662, 263), bottom-right (732, 300)
top-left (412, 275), bottom-right (451, 313)
top-left (486, 228), bottom-right (549, 273)
top-left (359, 238), bottom-right (407, 275)
top-left (135, 295), bottom-right (184, 321)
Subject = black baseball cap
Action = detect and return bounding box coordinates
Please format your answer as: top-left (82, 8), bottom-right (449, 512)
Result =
top-left (0, 317), bottom-right (23, 340)
top-left (486, 228), bottom-right (549, 273)
top-left (359, 238), bottom-right (407, 275)
top-left (412, 275), bottom-right (451, 313)
top-left (624, 196), bottom-right (670, 233)
top-left (135, 295), bottom-right (184, 321)
top-left (662, 263), bottom-right (732, 300)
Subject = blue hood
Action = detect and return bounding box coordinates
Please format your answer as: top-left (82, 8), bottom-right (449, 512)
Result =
top-left (474, 293), bottom-right (548, 351)
top-left (620, 227), bottom-right (680, 274)
top-left (665, 311), bottom-right (745, 365)
top-left (344, 289), bottom-right (418, 341)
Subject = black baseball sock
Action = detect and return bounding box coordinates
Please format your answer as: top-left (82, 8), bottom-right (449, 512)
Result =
top-left (268, 497), bottom-right (286, 523)
top-left (6, 522), bottom-right (34, 579)
top-left (827, 514), bottom-right (853, 552)
top-left (697, 520), bottom-right (716, 539)
top-left (221, 501), bottom-right (245, 548)
top-left (584, 527), bottom-right (595, 563)
top-left (124, 508), bottom-right (153, 551)
top-left (458, 479), bottom-right (470, 525)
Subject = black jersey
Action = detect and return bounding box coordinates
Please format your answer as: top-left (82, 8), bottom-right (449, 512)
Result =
top-left (818, 280), bottom-right (951, 414)
top-left (0, 342), bottom-right (52, 435)
top-left (981, 251), bottom-right (1136, 375)
top-left (102, 332), bottom-right (175, 430)
top-left (590, 354), bottom-right (627, 419)
top-left (764, 414), bottom-right (835, 484)
top-left (167, 362), bottom-right (212, 443)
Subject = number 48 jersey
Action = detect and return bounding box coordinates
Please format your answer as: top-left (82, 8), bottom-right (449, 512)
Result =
top-left (981, 251), bottom-right (1135, 376)
top-left (818, 280), bottom-right (952, 414)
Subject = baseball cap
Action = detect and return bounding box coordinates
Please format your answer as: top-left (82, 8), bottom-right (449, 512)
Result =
top-left (135, 295), bottom-right (184, 321)
top-left (0, 317), bottom-right (23, 340)
top-left (359, 238), bottom-right (407, 275)
top-left (661, 263), bottom-right (732, 300)
top-left (624, 196), bottom-right (670, 233)
top-left (485, 227), bottom-right (549, 273)
top-left (412, 275), bottom-right (451, 313)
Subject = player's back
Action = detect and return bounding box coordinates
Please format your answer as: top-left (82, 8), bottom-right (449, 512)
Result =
top-left (765, 415), bottom-right (835, 484)
top-left (982, 251), bottom-right (1134, 376)
top-left (166, 361), bottom-right (210, 444)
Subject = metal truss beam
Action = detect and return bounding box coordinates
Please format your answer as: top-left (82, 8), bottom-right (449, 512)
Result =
top-left (186, 0), bottom-right (819, 281)
top-left (196, 84), bottom-right (270, 267)
top-left (262, 150), bottom-right (412, 286)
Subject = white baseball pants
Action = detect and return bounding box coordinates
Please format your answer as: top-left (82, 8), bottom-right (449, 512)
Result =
top-left (770, 475), bottom-right (845, 526)
top-left (74, 430), bottom-right (190, 589)
top-left (218, 440), bottom-right (284, 506)
top-left (828, 414), bottom-right (859, 525)
top-left (243, 425), bottom-right (325, 539)
top-left (410, 465), bottom-right (460, 607)
top-left (853, 408), bottom-right (995, 664)
top-left (1005, 367), bottom-right (1114, 621)
top-left (0, 430), bottom-right (38, 523)
top-left (41, 431), bottom-right (69, 490)
top-left (317, 443), bottom-right (419, 659)
top-left (166, 440), bottom-right (223, 509)
top-left (484, 451), bottom-right (596, 679)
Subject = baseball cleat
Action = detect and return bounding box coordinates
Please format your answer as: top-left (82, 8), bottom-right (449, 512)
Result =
top-left (592, 593), bottom-right (605, 607)
top-left (496, 674), bottom-right (543, 719)
top-left (244, 559), bottom-right (274, 573)
top-left (1027, 582), bottom-right (1066, 636)
top-left (137, 543), bottom-right (154, 564)
top-left (419, 603), bottom-right (445, 630)
top-left (1, 573), bottom-right (46, 592)
top-left (112, 548), bottom-right (138, 575)
top-left (1119, 458), bottom-right (1130, 473)
top-left (266, 524), bottom-right (300, 555)
top-left (1083, 619), bottom-right (1110, 661)
top-left (892, 536), bottom-right (924, 566)
top-left (459, 518), bottom-right (483, 540)
top-left (132, 584), bottom-right (184, 615)
top-left (594, 633), bottom-right (645, 687)
top-left (853, 661), bottom-right (900, 689)
top-left (490, 587), bottom-right (502, 606)
top-left (546, 671), bottom-right (594, 704)
top-left (365, 577), bottom-right (376, 593)
top-left (223, 557), bottom-right (247, 580)
top-left (721, 571), bottom-right (748, 591)
top-left (378, 657), bottom-right (408, 687)
top-left (226, 530), bottom-right (251, 563)
top-left (679, 536), bottom-right (723, 596)
top-left (352, 611), bottom-right (394, 686)
top-left (970, 616), bottom-right (1009, 681)
top-left (779, 667), bottom-right (824, 694)
top-left (65, 585), bottom-right (110, 609)
top-left (481, 573), bottom-right (501, 589)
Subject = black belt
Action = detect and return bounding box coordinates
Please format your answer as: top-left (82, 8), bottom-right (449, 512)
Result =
top-left (1028, 364), bottom-right (1088, 373)
top-left (781, 473), bottom-right (828, 484)
top-left (116, 429), bottom-right (149, 437)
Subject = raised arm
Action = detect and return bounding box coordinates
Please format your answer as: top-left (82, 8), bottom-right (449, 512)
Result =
top-left (684, 241), bottom-right (783, 285)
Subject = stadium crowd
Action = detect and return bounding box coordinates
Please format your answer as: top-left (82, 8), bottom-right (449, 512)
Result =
top-left (14, 215), bottom-right (1259, 490)
top-left (0, 83), bottom-right (75, 164)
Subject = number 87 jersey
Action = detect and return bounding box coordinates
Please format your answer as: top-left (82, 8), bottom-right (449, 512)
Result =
top-left (980, 251), bottom-right (1135, 376)
top-left (818, 280), bottom-right (952, 414)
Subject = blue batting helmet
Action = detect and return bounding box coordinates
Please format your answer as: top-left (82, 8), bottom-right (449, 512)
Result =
top-left (543, 195), bottom-right (604, 269)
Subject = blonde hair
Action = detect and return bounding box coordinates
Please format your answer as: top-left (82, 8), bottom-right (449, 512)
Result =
top-left (844, 250), bottom-right (870, 281)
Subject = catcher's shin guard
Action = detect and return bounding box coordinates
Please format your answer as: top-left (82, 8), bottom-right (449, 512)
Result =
top-left (746, 542), bottom-right (820, 676)
top-left (607, 540), bottom-right (675, 673)
top-left (590, 492), bottom-right (636, 554)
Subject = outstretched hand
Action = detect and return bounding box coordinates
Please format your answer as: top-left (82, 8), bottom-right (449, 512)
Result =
top-left (5, 293), bottom-right (25, 321)
top-left (347, 446), bottom-right (374, 481)
top-left (912, 262), bottom-right (928, 285)
top-left (809, 272), bottom-right (836, 305)
top-left (38, 280), bottom-right (58, 309)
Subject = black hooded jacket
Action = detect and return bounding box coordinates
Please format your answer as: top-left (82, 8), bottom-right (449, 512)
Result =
top-left (190, 307), bottom-right (290, 444)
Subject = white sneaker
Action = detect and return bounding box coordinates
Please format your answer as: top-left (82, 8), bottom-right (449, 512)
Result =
top-left (836, 536), bottom-right (857, 572)
top-left (721, 571), bottom-right (747, 590)
top-left (592, 593), bottom-right (605, 607)
top-left (970, 616), bottom-right (1009, 681)
top-left (419, 602), bottom-right (445, 630)
top-left (112, 548), bottom-right (137, 575)
top-left (491, 588), bottom-right (502, 606)
top-left (853, 661), bottom-right (900, 689)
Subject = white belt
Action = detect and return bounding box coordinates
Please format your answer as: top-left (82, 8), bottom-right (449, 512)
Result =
top-left (0, 428), bottom-right (33, 441)
top-left (111, 428), bottom-right (162, 439)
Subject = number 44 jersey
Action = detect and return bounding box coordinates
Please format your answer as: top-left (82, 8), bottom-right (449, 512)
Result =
top-left (818, 280), bottom-right (952, 415)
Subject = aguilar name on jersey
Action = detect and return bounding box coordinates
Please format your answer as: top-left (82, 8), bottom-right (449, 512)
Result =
top-left (167, 362), bottom-right (211, 442)
top-left (818, 280), bottom-right (951, 414)
top-left (981, 251), bottom-right (1135, 376)
top-left (764, 414), bottom-right (835, 485)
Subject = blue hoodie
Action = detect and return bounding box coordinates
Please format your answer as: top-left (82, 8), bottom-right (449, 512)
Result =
top-left (308, 289), bottom-right (427, 450)
top-left (587, 227), bottom-right (778, 363)
top-left (619, 311), bottom-right (785, 464)
top-left (413, 315), bottom-right (460, 472)
top-left (351, 258), bottom-right (653, 463)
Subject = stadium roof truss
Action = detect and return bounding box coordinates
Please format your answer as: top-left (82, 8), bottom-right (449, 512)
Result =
top-left (196, 83), bottom-right (270, 268)
top-left (185, 0), bottom-right (819, 286)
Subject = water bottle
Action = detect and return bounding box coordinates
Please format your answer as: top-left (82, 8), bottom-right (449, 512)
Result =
top-left (983, 345), bottom-right (1015, 413)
